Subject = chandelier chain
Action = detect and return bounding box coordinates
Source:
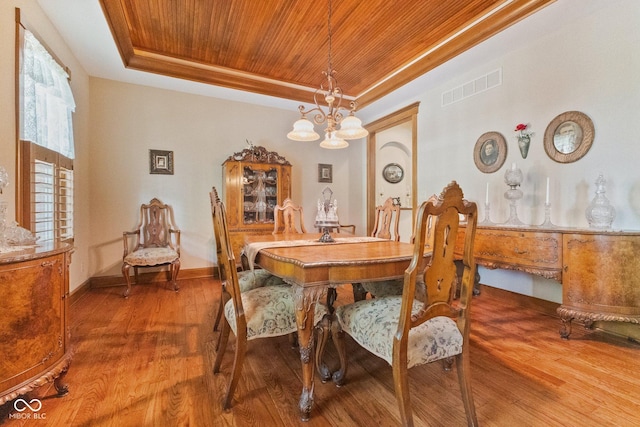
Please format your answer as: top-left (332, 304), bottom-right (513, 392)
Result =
top-left (327, 0), bottom-right (333, 73)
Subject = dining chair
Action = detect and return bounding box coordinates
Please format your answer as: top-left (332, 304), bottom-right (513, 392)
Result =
top-left (212, 191), bottom-right (328, 409)
top-left (353, 197), bottom-right (402, 301)
top-left (335, 181), bottom-right (479, 426)
top-left (273, 198), bottom-right (307, 234)
top-left (121, 198), bottom-right (181, 298)
top-left (210, 188), bottom-right (286, 334)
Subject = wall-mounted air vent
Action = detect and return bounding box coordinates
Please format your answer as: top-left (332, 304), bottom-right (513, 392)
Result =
top-left (441, 68), bottom-right (502, 107)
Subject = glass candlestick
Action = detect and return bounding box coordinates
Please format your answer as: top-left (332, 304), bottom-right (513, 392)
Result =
top-left (540, 202), bottom-right (555, 228)
top-left (481, 202), bottom-right (493, 225)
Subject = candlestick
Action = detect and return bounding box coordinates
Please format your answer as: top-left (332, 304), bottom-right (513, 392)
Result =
top-left (512, 162), bottom-right (516, 171)
top-left (540, 202), bottom-right (555, 228)
top-left (545, 177), bottom-right (550, 204)
top-left (485, 183), bottom-right (489, 204)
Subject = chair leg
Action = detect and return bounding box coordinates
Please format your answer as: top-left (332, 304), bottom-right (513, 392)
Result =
top-left (315, 314), bottom-right (332, 383)
top-left (122, 264), bottom-right (132, 298)
top-left (215, 289), bottom-right (231, 351)
top-left (213, 316), bottom-right (230, 373)
top-left (455, 352), bottom-right (479, 427)
top-left (223, 333), bottom-right (247, 410)
top-left (171, 260), bottom-right (180, 291)
top-left (352, 283), bottom-right (368, 301)
top-left (392, 356), bottom-right (413, 427)
top-left (213, 296), bottom-right (223, 332)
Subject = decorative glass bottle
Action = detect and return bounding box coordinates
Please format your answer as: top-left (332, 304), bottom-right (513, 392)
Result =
top-left (585, 174), bottom-right (615, 229)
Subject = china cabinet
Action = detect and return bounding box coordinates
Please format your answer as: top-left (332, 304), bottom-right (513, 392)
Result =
top-left (0, 242), bottom-right (73, 405)
top-left (222, 146), bottom-right (292, 259)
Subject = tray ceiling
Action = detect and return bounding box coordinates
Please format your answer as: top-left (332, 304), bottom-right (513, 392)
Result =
top-left (99, 0), bottom-right (553, 108)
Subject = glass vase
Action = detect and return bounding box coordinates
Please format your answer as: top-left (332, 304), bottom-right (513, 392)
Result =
top-left (585, 174), bottom-right (615, 229)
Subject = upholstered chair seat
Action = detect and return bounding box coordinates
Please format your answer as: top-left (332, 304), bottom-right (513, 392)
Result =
top-left (336, 296), bottom-right (462, 367)
top-left (124, 247), bottom-right (179, 267)
top-left (224, 285), bottom-right (328, 339)
top-left (237, 269), bottom-right (286, 293)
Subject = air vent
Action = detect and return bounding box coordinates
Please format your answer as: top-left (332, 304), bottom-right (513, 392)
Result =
top-left (442, 68), bottom-right (502, 107)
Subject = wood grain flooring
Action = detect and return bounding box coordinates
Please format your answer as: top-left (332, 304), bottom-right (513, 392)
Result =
top-left (1, 278), bottom-right (639, 426)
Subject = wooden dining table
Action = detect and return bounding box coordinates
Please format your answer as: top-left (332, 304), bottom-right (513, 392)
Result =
top-left (243, 233), bottom-right (415, 421)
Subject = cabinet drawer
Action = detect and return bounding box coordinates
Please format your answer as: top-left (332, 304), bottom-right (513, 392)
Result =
top-left (472, 228), bottom-right (562, 270)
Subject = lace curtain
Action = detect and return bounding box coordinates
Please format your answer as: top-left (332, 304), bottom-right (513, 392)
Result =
top-left (20, 30), bottom-right (76, 159)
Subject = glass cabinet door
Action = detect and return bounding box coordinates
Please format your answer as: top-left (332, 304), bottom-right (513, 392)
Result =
top-left (242, 166), bottom-right (278, 224)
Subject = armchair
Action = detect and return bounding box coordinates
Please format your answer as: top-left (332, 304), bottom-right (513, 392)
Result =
top-left (122, 198), bottom-right (180, 297)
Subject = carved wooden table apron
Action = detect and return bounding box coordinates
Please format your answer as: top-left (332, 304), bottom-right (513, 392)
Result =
top-left (244, 233), bottom-right (414, 421)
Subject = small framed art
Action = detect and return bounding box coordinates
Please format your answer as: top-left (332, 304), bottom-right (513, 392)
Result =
top-left (318, 164), bottom-right (332, 183)
top-left (150, 149), bottom-right (174, 175)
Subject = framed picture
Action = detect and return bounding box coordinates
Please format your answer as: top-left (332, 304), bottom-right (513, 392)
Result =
top-left (318, 163), bottom-right (332, 183)
top-left (544, 111), bottom-right (594, 163)
top-left (150, 149), bottom-right (174, 175)
top-left (473, 131), bottom-right (507, 173)
top-left (382, 163), bottom-right (404, 183)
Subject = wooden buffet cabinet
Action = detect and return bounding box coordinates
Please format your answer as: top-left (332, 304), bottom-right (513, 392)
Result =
top-left (457, 225), bottom-right (640, 339)
top-left (222, 146), bottom-right (292, 260)
top-left (1, 243), bottom-right (73, 405)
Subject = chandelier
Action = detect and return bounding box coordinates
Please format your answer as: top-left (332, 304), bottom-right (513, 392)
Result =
top-left (287, 0), bottom-right (368, 149)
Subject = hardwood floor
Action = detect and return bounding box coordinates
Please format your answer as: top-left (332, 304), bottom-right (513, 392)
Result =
top-left (2, 277), bottom-right (639, 426)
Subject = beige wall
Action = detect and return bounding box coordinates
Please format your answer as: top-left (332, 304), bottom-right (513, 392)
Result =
top-left (0, 0), bottom-right (92, 292)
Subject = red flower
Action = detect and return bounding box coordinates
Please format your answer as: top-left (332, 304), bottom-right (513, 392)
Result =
top-left (515, 123), bottom-right (528, 132)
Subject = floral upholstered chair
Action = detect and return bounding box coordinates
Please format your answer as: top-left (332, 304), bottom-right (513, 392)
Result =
top-left (335, 182), bottom-right (479, 426)
top-left (122, 198), bottom-right (181, 297)
top-left (209, 188), bottom-right (286, 335)
top-left (211, 189), bottom-right (327, 409)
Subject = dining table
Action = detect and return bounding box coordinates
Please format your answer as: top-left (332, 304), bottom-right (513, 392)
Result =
top-left (243, 232), bottom-right (416, 421)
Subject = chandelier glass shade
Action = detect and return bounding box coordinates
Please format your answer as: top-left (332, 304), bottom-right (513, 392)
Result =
top-left (287, 0), bottom-right (368, 148)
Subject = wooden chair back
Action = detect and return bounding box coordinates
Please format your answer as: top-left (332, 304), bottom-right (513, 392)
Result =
top-left (371, 197), bottom-right (401, 241)
top-left (396, 181), bottom-right (478, 424)
top-left (273, 198), bottom-right (307, 234)
top-left (210, 189), bottom-right (246, 336)
top-left (128, 198), bottom-right (180, 252)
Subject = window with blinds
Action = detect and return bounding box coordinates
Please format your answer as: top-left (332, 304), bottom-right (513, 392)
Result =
top-left (21, 142), bottom-right (74, 243)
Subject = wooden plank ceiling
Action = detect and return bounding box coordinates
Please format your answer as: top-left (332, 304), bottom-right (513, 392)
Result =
top-left (99, 0), bottom-right (554, 108)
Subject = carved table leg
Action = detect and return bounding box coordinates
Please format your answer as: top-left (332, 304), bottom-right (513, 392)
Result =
top-left (315, 314), bottom-right (332, 383)
top-left (293, 285), bottom-right (323, 422)
top-left (330, 314), bottom-right (347, 387)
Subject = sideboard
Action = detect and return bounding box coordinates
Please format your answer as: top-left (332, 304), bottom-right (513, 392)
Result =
top-left (0, 242), bottom-right (73, 405)
top-left (456, 225), bottom-right (640, 339)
